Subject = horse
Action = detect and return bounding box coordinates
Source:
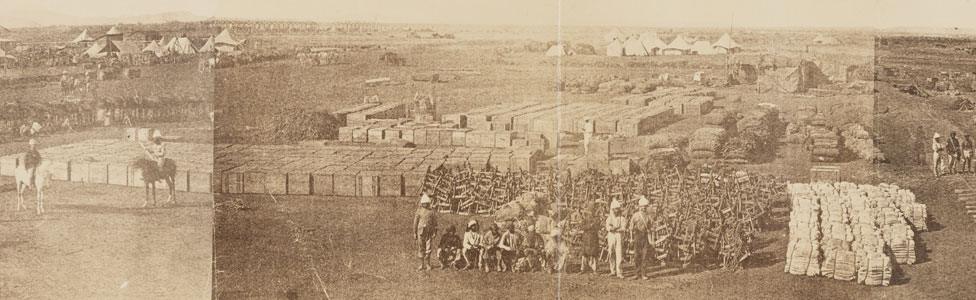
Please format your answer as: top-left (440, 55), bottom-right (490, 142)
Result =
top-left (130, 158), bottom-right (177, 207)
top-left (14, 158), bottom-right (51, 215)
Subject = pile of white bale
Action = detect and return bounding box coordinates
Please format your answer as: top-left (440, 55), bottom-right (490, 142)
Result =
top-left (785, 182), bottom-right (927, 286)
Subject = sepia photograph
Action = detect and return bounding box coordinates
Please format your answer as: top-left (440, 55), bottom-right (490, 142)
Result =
top-left (1, 0), bottom-right (976, 299)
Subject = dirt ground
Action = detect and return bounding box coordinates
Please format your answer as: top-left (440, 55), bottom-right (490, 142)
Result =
top-left (0, 122), bottom-right (214, 299)
top-left (0, 181), bottom-right (213, 299)
top-left (213, 166), bottom-right (976, 300)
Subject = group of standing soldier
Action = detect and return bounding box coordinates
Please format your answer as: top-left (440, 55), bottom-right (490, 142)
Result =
top-left (917, 126), bottom-right (976, 176)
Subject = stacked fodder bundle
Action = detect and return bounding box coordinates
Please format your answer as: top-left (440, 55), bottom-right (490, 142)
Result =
top-left (688, 127), bottom-right (728, 159)
top-left (785, 184), bottom-right (822, 276)
top-left (786, 182), bottom-right (922, 286)
top-left (889, 187), bottom-right (928, 231)
top-left (794, 105), bottom-right (818, 124)
top-left (817, 184), bottom-right (858, 281)
top-left (840, 123), bottom-right (885, 162)
top-left (724, 104), bottom-right (781, 160)
top-left (702, 109), bottom-right (737, 131)
top-left (809, 127), bottom-right (841, 162)
top-left (840, 183), bottom-right (894, 286)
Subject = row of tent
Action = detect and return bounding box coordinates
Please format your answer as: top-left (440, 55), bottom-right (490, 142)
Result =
top-left (75, 28), bottom-right (245, 58)
top-left (604, 33), bottom-right (742, 57)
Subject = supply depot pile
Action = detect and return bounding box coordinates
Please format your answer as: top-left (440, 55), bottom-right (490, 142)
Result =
top-left (785, 182), bottom-right (928, 286)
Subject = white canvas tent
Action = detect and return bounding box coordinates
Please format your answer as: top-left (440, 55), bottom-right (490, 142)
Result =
top-left (663, 35), bottom-right (692, 55)
top-left (83, 42), bottom-right (107, 58)
top-left (105, 26), bottom-right (121, 36)
top-left (214, 29), bottom-right (242, 46)
top-left (691, 40), bottom-right (716, 55)
top-left (545, 43), bottom-right (571, 56)
top-left (712, 33), bottom-right (741, 54)
top-left (70, 29), bottom-right (95, 44)
top-left (142, 40), bottom-right (166, 57)
top-left (606, 39), bottom-right (624, 57)
top-left (172, 37), bottom-right (197, 54)
top-left (198, 36), bottom-right (215, 53)
top-left (623, 36), bottom-right (648, 56)
top-left (640, 32), bottom-right (666, 55)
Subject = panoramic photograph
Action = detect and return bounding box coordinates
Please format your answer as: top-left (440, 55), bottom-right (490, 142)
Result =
top-left (1, 0), bottom-right (976, 299)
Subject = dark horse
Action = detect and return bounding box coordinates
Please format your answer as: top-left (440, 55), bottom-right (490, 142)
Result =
top-left (131, 158), bottom-right (177, 207)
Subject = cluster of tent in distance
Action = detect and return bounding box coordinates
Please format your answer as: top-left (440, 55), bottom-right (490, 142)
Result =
top-left (546, 32), bottom-right (841, 57)
top-left (70, 26), bottom-right (246, 59)
top-left (546, 32), bottom-right (741, 57)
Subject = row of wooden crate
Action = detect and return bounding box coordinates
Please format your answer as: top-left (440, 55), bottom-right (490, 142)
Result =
top-left (459, 101), bottom-right (675, 138)
top-left (216, 169), bottom-right (426, 197)
top-left (337, 123), bottom-right (547, 150)
top-left (217, 149), bottom-right (542, 177)
top-left (0, 155), bottom-right (212, 193)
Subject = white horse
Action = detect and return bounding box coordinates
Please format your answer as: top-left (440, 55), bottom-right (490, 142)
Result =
top-left (14, 158), bottom-right (51, 215)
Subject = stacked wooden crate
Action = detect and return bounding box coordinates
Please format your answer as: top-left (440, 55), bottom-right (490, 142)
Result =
top-left (215, 144), bottom-right (542, 197)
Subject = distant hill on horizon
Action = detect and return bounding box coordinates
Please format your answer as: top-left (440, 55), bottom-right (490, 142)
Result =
top-left (0, 10), bottom-right (209, 28)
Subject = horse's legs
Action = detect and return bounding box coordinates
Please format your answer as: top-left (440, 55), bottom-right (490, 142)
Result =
top-left (36, 185), bottom-right (43, 215)
top-left (143, 184), bottom-right (150, 208)
top-left (167, 177), bottom-right (176, 204)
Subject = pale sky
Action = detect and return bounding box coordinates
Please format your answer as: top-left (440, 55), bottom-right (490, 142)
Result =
top-left (3, 0), bottom-right (976, 29)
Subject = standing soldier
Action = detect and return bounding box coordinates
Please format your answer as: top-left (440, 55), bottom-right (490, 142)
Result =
top-left (947, 132), bottom-right (961, 174)
top-left (933, 133), bottom-right (945, 176)
top-left (413, 193), bottom-right (438, 271)
top-left (583, 118), bottom-right (595, 155)
top-left (629, 196), bottom-right (652, 280)
top-left (963, 134), bottom-right (974, 173)
top-left (605, 199), bottom-right (626, 279)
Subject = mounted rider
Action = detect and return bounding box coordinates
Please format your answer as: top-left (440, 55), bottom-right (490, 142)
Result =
top-left (24, 139), bottom-right (41, 189)
top-left (142, 130), bottom-right (166, 169)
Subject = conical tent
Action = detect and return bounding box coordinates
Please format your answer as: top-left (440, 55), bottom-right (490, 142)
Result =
top-left (691, 40), bottom-right (716, 55)
top-left (545, 44), bottom-right (567, 56)
top-left (663, 35), bottom-right (692, 55)
top-left (163, 37), bottom-right (178, 52)
top-left (215, 29), bottom-right (241, 46)
top-left (713, 33), bottom-right (741, 54)
top-left (606, 39), bottom-right (624, 56)
top-left (639, 32), bottom-right (666, 55)
top-left (105, 26), bottom-right (121, 35)
top-left (172, 37), bottom-right (197, 55)
top-left (71, 29), bottom-right (95, 43)
top-left (142, 40), bottom-right (165, 57)
top-left (83, 42), bottom-right (107, 58)
top-left (623, 36), bottom-right (648, 56)
top-left (198, 36), bottom-right (215, 52)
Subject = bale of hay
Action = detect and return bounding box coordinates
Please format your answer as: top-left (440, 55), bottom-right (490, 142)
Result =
top-left (703, 109), bottom-right (735, 129)
top-left (638, 133), bottom-right (688, 149)
top-left (688, 127), bottom-right (727, 153)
